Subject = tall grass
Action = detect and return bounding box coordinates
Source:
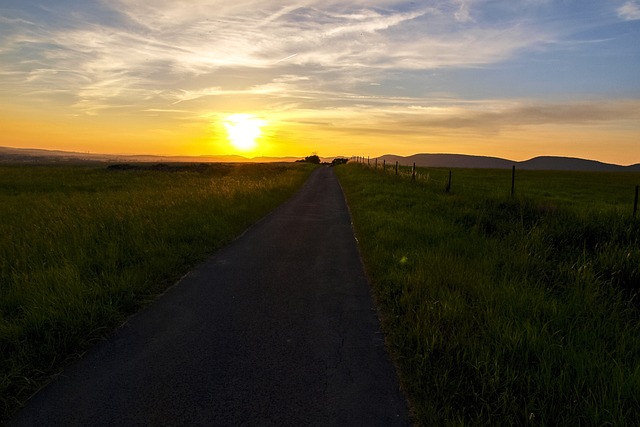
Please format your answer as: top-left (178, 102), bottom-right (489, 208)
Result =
top-left (0, 162), bottom-right (314, 421)
top-left (335, 164), bottom-right (640, 426)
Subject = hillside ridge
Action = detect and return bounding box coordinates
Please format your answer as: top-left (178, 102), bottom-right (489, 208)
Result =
top-left (2, 146), bottom-right (639, 171)
top-left (377, 153), bottom-right (640, 172)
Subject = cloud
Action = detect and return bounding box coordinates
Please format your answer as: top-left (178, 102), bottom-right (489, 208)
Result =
top-left (0, 2), bottom-right (554, 100)
top-left (454, 0), bottom-right (473, 23)
top-left (299, 99), bottom-right (640, 139)
top-left (0, 0), bottom-right (626, 122)
top-left (617, 2), bottom-right (640, 20)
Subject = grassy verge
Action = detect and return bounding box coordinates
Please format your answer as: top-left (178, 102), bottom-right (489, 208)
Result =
top-left (335, 163), bottom-right (640, 426)
top-left (0, 162), bottom-right (314, 421)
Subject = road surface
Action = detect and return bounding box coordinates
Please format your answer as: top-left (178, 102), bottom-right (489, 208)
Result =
top-left (8, 167), bottom-right (410, 426)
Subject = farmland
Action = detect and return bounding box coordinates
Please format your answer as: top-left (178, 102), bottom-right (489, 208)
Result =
top-left (0, 162), bottom-right (314, 421)
top-left (335, 163), bottom-right (640, 426)
top-left (2, 160), bottom-right (639, 425)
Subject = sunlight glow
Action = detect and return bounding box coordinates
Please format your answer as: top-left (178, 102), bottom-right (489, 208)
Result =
top-left (223, 114), bottom-right (266, 152)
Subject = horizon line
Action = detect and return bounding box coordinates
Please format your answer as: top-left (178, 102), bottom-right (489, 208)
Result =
top-left (1, 146), bottom-right (639, 167)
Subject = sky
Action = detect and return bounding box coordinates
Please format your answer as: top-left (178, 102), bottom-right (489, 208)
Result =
top-left (1, 0), bottom-right (639, 164)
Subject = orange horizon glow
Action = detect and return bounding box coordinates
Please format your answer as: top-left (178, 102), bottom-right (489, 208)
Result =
top-left (2, 106), bottom-right (640, 166)
top-left (0, 117), bottom-right (640, 166)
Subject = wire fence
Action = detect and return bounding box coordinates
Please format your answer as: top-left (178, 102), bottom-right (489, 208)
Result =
top-left (350, 156), bottom-right (640, 218)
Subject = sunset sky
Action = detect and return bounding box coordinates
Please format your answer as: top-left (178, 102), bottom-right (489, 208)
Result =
top-left (1, 1), bottom-right (639, 163)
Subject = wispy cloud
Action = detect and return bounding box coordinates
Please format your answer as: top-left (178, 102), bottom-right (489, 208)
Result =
top-left (454, 0), bottom-right (474, 23)
top-left (617, 1), bottom-right (640, 20)
top-left (0, 0), bottom-right (560, 114)
top-left (297, 99), bottom-right (640, 138)
top-left (401, 100), bottom-right (640, 132)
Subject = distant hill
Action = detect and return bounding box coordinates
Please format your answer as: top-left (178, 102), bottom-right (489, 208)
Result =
top-left (0, 146), bottom-right (301, 164)
top-left (378, 153), bottom-right (640, 172)
top-left (517, 156), bottom-right (640, 172)
top-left (381, 154), bottom-right (513, 169)
top-left (3, 147), bottom-right (638, 171)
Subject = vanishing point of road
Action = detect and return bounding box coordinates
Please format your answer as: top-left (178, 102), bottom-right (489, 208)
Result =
top-left (8, 167), bottom-right (411, 426)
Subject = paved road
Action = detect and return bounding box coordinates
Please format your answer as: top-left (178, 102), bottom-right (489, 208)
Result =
top-left (8, 167), bottom-right (410, 426)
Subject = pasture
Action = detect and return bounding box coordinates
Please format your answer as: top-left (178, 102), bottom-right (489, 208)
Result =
top-left (0, 162), bottom-right (314, 421)
top-left (335, 163), bottom-right (640, 426)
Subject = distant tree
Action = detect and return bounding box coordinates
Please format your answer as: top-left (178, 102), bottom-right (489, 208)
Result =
top-left (302, 154), bottom-right (321, 164)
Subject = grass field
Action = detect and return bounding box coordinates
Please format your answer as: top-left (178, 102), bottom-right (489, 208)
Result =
top-left (335, 163), bottom-right (640, 426)
top-left (0, 162), bottom-right (314, 421)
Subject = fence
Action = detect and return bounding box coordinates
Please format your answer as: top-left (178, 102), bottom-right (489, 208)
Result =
top-left (350, 156), bottom-right (640, 217)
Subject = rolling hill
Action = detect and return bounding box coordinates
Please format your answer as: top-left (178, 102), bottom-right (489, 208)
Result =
top-left (2, 147), bottom-right (639, 171)
top-left (377, 153), bottom-right (640, 172)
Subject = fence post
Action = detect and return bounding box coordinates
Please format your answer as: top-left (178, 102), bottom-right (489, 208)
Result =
top-left (511, 165), bottom-right (516, 197)
top-left (367, 156), bottom-right (370, 166)
top-left (375, 158), bottom-right (377, 169)
top-left (412, 163), bottom-right (416, 181)
top-left (383, 159), bottom-right (386, 171)
top-left (446, 170), bottom-right (452, 193)
top-left (395, 161), bottom-right (398, 175)
top-left (634, 185), bottom-right (639, 217)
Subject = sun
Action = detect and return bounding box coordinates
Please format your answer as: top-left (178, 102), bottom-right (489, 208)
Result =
top-left (223, 114), bottom-right (266, 152)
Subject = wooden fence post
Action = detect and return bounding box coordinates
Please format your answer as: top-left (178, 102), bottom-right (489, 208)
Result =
top-left (412, 163), bottom-right (416, 181)
top-left (383, 159), bottom-right (386, 171)
top-left (511, 165), bottom-right (516, 197)
top-left (367, 156), bottom-right (370, 166)
top-left (634, 185), bottom-right (639, 217)
top-left (375, 158), bottom-right (377, 169)
top-left (446, 170), bottom-right (452, 193)
top-left (395, 161), bottom-right (398, 175)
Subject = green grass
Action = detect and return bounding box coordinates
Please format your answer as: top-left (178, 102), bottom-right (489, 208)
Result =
top-left (335, 163), bottom-right (640, 426)
top-left (0, 162), bottom-right (314, 422)
top-left (387, 164), bottom-right (640, 213)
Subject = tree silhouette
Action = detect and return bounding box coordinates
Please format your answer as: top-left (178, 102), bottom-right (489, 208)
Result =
top-left (302, 154), bottom-right (320, 164)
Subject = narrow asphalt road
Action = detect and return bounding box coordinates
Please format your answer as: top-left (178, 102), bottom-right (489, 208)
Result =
top-left (8, 167), bottom-right (410, 426)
